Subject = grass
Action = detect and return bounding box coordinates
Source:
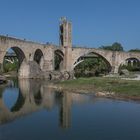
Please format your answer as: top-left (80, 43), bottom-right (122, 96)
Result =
top-left (56, 77), bottom-right (140, 97)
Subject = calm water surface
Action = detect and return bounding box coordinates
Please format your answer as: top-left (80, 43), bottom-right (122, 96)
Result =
top-left (0, 79), bottom-right (140, 140)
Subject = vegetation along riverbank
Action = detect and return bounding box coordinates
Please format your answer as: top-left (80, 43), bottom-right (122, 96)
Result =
top-left (53, 77), bottom-right (140, 100)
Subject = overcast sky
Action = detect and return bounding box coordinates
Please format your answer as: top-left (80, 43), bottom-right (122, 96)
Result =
top-left (0, 0), bottom-right (140, 50)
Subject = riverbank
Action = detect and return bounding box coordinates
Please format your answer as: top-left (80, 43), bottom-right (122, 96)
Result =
top-left (53, 77), bottom-right (140, 100)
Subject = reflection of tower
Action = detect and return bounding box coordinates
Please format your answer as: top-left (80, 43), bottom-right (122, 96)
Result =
top-left (59, 17), bottom-right (72, 71)
top-left (59, 92), bottom-right (72, 128)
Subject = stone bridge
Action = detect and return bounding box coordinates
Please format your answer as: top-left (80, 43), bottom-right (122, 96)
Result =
top-left (0, 18), bottom-right (140, 78)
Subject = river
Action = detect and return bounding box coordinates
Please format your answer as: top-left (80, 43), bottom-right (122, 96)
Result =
top-left (0, 78), bottom-right (140, 140)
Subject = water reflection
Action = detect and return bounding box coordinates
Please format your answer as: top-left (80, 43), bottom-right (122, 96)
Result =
top-left (10, 90), bottom-right (25, 112)
top-left (0, 79), bottom-right (94, 128)
top-left (1, 79), bottom-right (140, 140)
top-left (58, 91), bottom-right (72, 128)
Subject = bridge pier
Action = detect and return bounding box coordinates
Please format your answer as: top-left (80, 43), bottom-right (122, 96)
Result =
top-left (63, 47), bottom-right (72, 71)
top-left (111, 65), bottom-right (119, 74)
top-left (0, 51), bottom-right (6, 73)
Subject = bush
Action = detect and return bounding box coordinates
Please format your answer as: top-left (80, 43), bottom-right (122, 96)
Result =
top-left (3, 59), bottom-right (19, 72)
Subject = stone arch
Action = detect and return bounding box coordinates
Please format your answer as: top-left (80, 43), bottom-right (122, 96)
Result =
top-left (34, 49), bottom-right (44, 69)
top-left (119, 57), bottom-right (140, 72)
top-left (72, 51), bottom-right (112, 72)
top-left (54, 49), bottom-right (64, 71)
top-left (3, 46), bottom-right (26, 71)
top-left (120, 57), bottom-right (140, 66)
top-left (126, 57), bottom-right (140, 66)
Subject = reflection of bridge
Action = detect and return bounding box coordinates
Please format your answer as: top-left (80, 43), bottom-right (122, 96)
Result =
top-left (0, 80), bottom-right (56, 124)
top-left (0, 18), bottom-right (140, 78)
top-left (0, 79), bottom-right (95, 128)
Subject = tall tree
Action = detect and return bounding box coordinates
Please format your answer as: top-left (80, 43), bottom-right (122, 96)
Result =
top-left (112, 42), bottom-right (123, 51)
top-left (100, 42), bottom-right (124, 51)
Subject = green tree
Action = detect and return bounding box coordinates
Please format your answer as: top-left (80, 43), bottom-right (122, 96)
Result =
top-left (74, 58), bottom-right (110, 78)
top-left (112, 42), bottom-right (123, 51)
top-left (100, 42), bottom-right (124, 51)
top-left (3, 58), bottom-right (19, 72)
top-left (129, 48), bottom-right (140, 52)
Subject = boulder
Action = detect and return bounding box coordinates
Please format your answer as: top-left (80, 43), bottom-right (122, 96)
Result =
top-left (120, 69), bottom-right (129, 76)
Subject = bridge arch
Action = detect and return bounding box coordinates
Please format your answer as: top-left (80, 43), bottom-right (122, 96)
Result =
top-left (119, 57), bottom-right (140, 72)
top-left (3, 46), bottom-right (26, 72)
top-left (54, 49), bottom-right (64, 71)
top-left (34, 49), bottom-right (44, 69)
top-left (73, 51), bottom-right (112, 73)
top-left (126, 57), bottom-right (140, 66)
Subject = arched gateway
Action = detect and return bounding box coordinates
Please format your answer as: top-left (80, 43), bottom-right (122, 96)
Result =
top-left (0, 18), bottom-right (140, 78)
